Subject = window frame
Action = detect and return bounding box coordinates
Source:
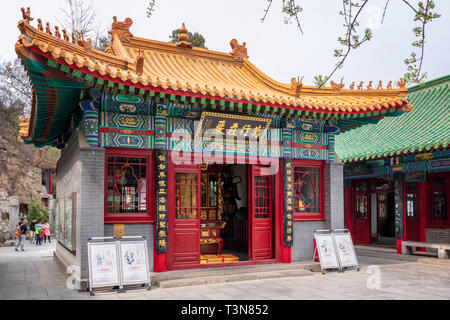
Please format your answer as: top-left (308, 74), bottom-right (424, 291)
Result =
top-left (104, 148), bottom-right (154, 224)
top-left (428, 172), bottom-right (449, 227)
top-left (292, 159), bottom-right (325, 221)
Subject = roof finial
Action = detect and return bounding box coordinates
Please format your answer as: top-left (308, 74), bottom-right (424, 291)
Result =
top-left (176, 23), bottom-right (193, 48)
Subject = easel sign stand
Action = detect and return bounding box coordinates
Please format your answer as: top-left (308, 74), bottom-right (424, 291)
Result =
top-left (118, 236), bottom-right (151, 293)
top-left (332, 229), bottom-right (359, 272)
top-left (87, 237), bottom-right (121, 296)
top-left (87, 236), bottom-right (151, 296)
top-left (311, 229), bottom-right (359, 274)
top-left (312, 230), bottom-right (340, 274)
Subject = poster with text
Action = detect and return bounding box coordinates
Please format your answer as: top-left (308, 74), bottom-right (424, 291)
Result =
top-left (333, 233), bottom-right (358, 268)
top-left (315, 234), bottom-right (339, 269)
top-left (88, 242), bottom-right (120, 288)
top-left (119, 241), bottom-right (150, 285)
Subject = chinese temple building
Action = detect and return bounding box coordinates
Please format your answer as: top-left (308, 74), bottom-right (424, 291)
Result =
top-left (336, 75), bottom-right (449, 252)
top-left (16, 9), bottom-right (412, 285)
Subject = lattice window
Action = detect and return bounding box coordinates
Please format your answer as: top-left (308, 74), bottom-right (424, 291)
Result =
top-left (406, 193), bottom-right (417, 219)
top-left (293, 165), bottom-right (322, 219)
top-left (355, 195), bottom-right (368, 219)
top-left (254, 176), bottom-right (271, 219)
top-left (431, 175), bottom-right (448, 223)
top-left (105, 151), bottom-right (153, 223)
top-left (175, 173), bottom-right (197, 220)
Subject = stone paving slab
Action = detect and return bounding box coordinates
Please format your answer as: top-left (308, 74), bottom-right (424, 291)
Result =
top-left (1, 241), bottom-right (450, 300)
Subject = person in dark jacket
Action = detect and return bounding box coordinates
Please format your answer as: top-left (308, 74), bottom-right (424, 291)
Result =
top-left (15, 218), bottom-right (28, 251)
top-left (29, 219), bottom-right (37, 244)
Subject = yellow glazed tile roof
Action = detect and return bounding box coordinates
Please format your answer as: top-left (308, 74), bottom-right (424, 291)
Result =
top-left (16, 14), bottom-right (410, 115)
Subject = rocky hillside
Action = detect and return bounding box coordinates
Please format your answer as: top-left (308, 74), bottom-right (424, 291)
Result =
top-left (0, 136), bottom-right (46, 204)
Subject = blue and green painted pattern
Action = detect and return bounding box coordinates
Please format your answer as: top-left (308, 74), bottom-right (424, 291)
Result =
top-left (81, 110), bottom-right (99, 147)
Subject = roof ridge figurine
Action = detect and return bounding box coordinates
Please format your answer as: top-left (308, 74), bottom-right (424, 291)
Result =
top-left (109, 16), bottom-right (133, 43)
top-left (291, 76), bottom-right (304, 97)
top-left (21, 7), bottom-right (33, 24)
top-left (330, 77), bottom-right (345, 92)
top-left (230, 39), bottom-right (248, 62)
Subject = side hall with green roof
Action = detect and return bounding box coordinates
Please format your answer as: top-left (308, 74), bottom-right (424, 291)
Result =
top-left (335, 75), bottom-right (450, 253)
top-left (336, 75), bottom-right (449, 162)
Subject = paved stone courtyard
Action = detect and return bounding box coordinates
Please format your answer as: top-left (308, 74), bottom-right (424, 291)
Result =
top-left (0, 240), bottom-right (449, 300)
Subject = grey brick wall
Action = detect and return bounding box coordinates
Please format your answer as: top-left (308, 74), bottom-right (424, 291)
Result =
top-left (291, 162), bottom-right (344, 261)
top-left (77, 146), bottom-right (105, 279)
top-left (426, 228), bottom-right (450, 244)
top-left (104, 224), bottom-right (154, 271)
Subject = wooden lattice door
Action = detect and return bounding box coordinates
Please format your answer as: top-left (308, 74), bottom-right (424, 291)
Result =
top-left (249, 165), bottom-right (273, 260)
top-left (168, 162), bottom-right (201, 269)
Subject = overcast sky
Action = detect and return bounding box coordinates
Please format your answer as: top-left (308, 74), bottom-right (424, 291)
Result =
top-left (1, 0), bottom-right (449, 86)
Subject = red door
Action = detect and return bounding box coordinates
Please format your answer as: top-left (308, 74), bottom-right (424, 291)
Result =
top-left (168, 161), bottom-right (201, 270)
top-left (249, 165), bottom-right (273, 260)
top-left (406, 183), bottom-right (420, 241)
top-left (353, 181), bottom-right (371, 245)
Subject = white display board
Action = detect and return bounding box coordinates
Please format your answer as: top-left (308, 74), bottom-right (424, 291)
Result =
top-left (88, 241), bottom-right (120, 288)
top-left (314, 233), bottom-right (340, 270)
top-left (119, 240), bottom-right (150, 286)
top-left (333, 232), bottom-right (359, 268)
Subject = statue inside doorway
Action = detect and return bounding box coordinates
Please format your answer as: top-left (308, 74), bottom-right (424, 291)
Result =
top-left (221, 167), bottom-right (241, 222)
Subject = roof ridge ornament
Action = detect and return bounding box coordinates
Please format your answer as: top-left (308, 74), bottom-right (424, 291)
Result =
top-left (291, 76), bottom-right (304, 97)
top-left (230, 39), bottom-right (248, 62)
top-left (21, 7), bottom-right (33, 24)
top-left (176, 23), bottom-right (193, 48)
top-left (330, 77), bottom-right (345, 92)
top-left (397, 78), bottom-right (406, 88)
top-left (109, 16), bottom-right (134, 43)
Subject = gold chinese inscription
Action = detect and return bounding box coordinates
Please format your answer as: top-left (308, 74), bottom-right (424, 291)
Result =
top-left (195, 112), bottom-right (272, 143)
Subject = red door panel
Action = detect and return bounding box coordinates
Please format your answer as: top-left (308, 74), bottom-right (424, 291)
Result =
top-left (249, 165), bottom-right (273, 260)
top-left (168, 160), bottom-right (201, 270)
top-left (353, 181), bottom-right (370, 245)
top-left (406, 183), bottom-right (420, 241)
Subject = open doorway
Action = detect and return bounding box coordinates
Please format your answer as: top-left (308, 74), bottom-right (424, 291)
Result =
top-left (200, 164), bottom-right (249, 264)
top-left (168, 156), bottom-right (279, 270)
top-left (373, 192), bottom-right (396, 246)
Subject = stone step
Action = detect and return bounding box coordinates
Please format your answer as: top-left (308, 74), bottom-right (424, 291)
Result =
top-left (155, 268), bottom-right (314, 289)
top-left (150, 262), bottom-right (320, 288)
top-left (355, 248), bottom-right (450, 266)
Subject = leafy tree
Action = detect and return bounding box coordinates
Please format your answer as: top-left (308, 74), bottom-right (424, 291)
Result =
top-left (26, 198), bottom-right (50, 223)
top-left (261, 0), bottom-right (441, 86)
top-left (169, 29), bottom-right (207, 49)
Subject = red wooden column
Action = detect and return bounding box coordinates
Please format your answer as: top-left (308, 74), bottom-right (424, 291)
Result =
top-left (154, 250), bottom-right (167, 273)
top-left (419, 180), bottom-right (428, 251)
top-left (344, 184), bottom-right (353, 240)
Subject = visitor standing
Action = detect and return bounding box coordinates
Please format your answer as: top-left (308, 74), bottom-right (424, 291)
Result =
top-left (35, 221), bottom-right (43, 246)
top-left (14, 218), bottom-right (28, 251)
top-left (29, 219), bottom-right (37, 244)
top-left (43, 220), bottom-right (51, 243)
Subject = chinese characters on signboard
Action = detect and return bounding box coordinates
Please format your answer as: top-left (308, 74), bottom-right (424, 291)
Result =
top-left (155, 149), bottom-right (168, 253)
top-left (394, 173), bottom-right (404, 238)
top-left (283, 158), bottom-right (294, 247)
top-left (195, 112), bottom-right (272, 143)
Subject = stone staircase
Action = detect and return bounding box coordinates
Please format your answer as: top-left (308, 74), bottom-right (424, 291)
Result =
top-left (151, 262), bottom-right (318, 288)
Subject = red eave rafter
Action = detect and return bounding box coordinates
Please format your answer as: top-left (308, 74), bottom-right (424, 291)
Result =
top-left (28, 46), bottom-right (407, 116)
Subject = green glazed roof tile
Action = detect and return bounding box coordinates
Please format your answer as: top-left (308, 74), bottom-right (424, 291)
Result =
top-left (335, 75), bottom-right (450, 162)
